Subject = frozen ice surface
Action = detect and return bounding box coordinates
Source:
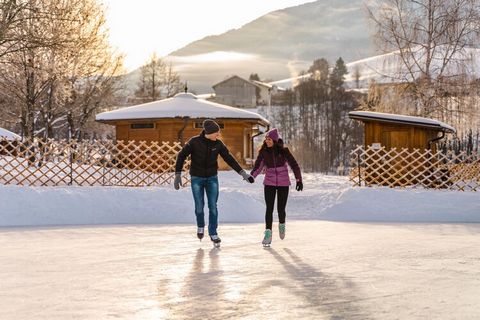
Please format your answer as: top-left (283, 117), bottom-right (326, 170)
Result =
top-left (1, 221), bottom-right (480, 319)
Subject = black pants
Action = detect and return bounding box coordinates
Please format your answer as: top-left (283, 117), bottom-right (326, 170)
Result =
top-left (264, 185), bottom-right (289, 230)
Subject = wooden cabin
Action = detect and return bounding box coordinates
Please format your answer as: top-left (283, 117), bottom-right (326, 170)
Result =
top-left (348, 111), bottom-right (456, 187)
top-left (95, 93), bottom-right (270, 169)
top-left (349, 111), bottom-right (455, 152)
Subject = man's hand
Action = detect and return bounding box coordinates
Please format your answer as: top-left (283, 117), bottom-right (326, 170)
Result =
top-left (239, 170), bottom-right (255, 183)
top-left (295, 181), bottom-right (303, 191)
top-left (174, 173), bottom-right (182, 190)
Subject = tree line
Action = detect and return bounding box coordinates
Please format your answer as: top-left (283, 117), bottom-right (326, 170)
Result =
top-left (270, 57), bottom-right (363, 173)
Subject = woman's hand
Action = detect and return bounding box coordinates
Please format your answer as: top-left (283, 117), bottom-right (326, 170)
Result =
top-left (295, 181), bottom-right (303, 191)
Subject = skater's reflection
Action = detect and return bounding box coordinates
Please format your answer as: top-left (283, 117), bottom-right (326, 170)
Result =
top-left (178, 248), bottom-right (225, 317)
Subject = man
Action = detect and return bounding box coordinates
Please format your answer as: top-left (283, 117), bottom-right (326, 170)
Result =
top-left (174, 119), bottom-right (254, 247)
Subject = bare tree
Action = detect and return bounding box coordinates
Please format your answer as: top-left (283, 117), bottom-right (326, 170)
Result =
top-left (135, 54), bottom-right (181, 102)
top-left (0, 0), bottom-right (28, 58)
top-left (368, 0), bottom-right (480, 117)
top-left (0, 0), bottom-right (123, 139)
top-left (163, 62), bottom-right (182, 98)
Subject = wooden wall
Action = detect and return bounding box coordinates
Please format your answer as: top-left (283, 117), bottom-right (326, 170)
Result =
top-left (114, 119), bottom-right (258, 169)
top-left (364, 122), bottom-right (440, 151)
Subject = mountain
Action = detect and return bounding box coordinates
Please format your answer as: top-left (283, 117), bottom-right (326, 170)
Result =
top-left (171, 0), bottom-right (372, 61)
top-left (126, 0), bottom-right (375, 94)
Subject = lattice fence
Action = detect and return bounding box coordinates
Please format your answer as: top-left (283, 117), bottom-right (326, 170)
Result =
top-left (349, 146), bottom-right (480, 191)
top-left (0, 138), bottom-right (190, 187)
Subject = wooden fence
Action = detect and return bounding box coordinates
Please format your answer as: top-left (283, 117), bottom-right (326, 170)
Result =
top-left (0, 138), bottom-right (190, 187)
top-left (349, 146), bottom-right (480, 191)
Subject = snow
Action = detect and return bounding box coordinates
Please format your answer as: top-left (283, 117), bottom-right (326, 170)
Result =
top-left (267, 47), bottom-right (480, 91)
top-left (344, 46), bottom-right (480, 89)
top-left (95, 92), bottom-right (269, 124)
top-left (1, 172), bottom-right (479, 227)
top-left (2, 172), bottom-right (480, 319)
top-left (349, 110), bottom-right (456, 133)
top-left (0, 127), bottom-right (20, 140)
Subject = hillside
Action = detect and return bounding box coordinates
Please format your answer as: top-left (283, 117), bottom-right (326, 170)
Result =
top-left (124, 0), bottom-right (375, 93)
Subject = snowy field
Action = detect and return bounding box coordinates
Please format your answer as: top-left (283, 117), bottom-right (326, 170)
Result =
top-left (1, 172), bottom-right (480, 319)
top-left (1, 172), bottom-right (480, 226)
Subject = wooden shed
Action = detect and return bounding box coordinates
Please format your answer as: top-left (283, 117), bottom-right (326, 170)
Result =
top-left (349, 111), bottom-right (456, 151)
top-left (95, 93), bottom-right (270, 169)
top-left (348, 111), bottom-right (456, 187)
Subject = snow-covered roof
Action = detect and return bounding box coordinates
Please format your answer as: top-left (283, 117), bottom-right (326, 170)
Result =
top-left (349, 111), bottom-right (456, 133)
top-left (96, 93), bottom-right (269, 125)
top-left (0, 127), bottom-right (21, 140)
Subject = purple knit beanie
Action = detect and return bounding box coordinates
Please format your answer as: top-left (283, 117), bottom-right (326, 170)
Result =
top-left (265, 128), bottom-right (280, 142)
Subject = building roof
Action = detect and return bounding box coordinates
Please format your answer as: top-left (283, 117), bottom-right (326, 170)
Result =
top-left (0, 127), bottom-right (21, 140)
top-left (212, 75), bottom-right (255, 89)
top-left (212, 75), bottom-right (286, 93)
top-left (95, 92), bottom-right (269, 125)
top-left (348, 111), bottom-right (456, 133)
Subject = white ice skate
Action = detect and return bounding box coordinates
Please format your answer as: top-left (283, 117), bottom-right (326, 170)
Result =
top-left (262, 229), bottom-right (272, 247)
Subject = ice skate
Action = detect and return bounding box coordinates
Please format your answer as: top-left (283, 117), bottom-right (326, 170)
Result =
top-left (210, 235), bottom-right (221, 248)
top-left (279, 223), bottom-right (286, 240)
top-left (197, 227), bottom-right (204, 241)
top-left (262, 229), bottom-right (272, 247)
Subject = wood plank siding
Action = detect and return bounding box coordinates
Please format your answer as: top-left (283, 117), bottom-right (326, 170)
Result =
top-left (114, 119), bottom-right (258, 169)
top-left (364, 122), bottom-right (440, 151)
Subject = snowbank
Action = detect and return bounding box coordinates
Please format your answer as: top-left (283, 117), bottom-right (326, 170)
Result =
top-left (1, 172), bottom-right (479, 227)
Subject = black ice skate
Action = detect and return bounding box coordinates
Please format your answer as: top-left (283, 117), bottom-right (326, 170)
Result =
top-left (197, 227), bottom-right (204, 241)
top-left (210, 235), bottom-right (221, 248)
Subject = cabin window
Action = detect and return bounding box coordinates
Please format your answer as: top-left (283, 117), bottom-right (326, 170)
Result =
top-left (194, 122), bottom-right (225, 129)
top-left (131, 123), bottom-right (155, 129)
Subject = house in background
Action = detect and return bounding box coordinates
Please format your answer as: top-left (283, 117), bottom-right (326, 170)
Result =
top-left (95, 92), bottom-right (270, 169)
top-left (212, 75), bottom-right (283, 108)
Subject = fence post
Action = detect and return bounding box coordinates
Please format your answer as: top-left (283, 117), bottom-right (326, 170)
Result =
top-left (357, 152), bottom-right (362, 187)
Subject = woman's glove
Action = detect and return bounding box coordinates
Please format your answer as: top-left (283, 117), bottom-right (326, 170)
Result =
top-left (295, 181), bottom-right (303, 191)
top-left (239, 170), bottom-right (255, 183)
top-left (174, 173), bottom-right (182, 190)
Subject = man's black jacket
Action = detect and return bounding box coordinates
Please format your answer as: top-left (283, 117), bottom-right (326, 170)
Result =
top-left (175, 131), bottom-right (243, 177)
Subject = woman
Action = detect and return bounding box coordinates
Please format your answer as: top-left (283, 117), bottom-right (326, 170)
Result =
top-left (250, 128), bottom-right (303, 246)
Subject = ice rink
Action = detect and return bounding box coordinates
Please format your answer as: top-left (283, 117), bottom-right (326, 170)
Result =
top-left (1, 221), bottom-right (479, 319)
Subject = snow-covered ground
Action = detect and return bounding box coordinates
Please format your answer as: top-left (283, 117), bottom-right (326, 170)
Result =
top-left (1, 172), bottom-right (479, 226)
top-left (2, 172), bottom-right (480, 319)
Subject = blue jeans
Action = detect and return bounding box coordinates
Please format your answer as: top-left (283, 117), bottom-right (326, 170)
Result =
top-left (190, 175), bottom-right (219, 236)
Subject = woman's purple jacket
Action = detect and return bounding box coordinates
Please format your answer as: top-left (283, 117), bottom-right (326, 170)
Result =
top-left (250, 147), bottom-right (302, 186)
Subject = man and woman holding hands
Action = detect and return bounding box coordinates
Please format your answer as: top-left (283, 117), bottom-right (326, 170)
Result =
top-left (174, 119), bottom-right (302, 247)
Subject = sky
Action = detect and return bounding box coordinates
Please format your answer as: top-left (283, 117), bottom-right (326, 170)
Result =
top-left (101, 0), bottom-right (314, 71)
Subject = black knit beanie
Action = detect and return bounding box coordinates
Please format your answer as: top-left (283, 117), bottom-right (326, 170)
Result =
top-left (203, 119), bottom-right (220, 134)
